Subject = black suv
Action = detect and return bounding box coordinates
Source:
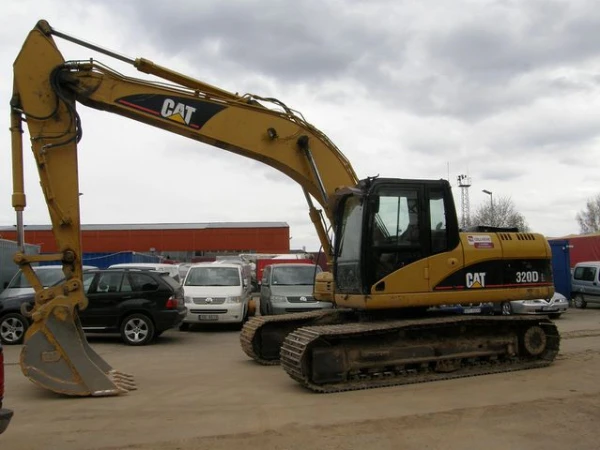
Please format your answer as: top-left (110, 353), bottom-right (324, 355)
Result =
top-left (0, 269), bottom-right (185, 346)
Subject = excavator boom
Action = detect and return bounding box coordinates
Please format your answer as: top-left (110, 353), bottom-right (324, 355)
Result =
top-left (11, 20), bottom-right (357, 396)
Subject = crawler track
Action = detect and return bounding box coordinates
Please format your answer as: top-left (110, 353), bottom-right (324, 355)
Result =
top-left (240, 309), bottom-right (350, 365)
top-left (280, 315), bottom-right (560, 393)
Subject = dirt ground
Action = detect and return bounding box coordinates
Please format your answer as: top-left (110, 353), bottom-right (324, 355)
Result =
top-left (2, 307), bottom-right (600, 450)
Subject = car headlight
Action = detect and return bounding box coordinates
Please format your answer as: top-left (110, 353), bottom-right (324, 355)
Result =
top-left (184, 296), bottom-right (193, 304)
top-left (270, 295), bottom-right (287, 303)
top-left (226, 296), bottom-right (242, 304)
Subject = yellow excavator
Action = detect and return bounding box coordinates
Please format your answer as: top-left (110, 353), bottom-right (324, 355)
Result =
top-left (10, 20), bottom-right (559, 396)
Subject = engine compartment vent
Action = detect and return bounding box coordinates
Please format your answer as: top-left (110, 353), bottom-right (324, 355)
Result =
top-left (515, 233), bottom-right (536, 241)
top-left (498, 233), bottom-right (536, 241)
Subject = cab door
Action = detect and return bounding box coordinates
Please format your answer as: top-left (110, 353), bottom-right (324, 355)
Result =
top-left (366, 182), bottom-right (429, 293)
top-left (425, 185), bottom-right (463, 291)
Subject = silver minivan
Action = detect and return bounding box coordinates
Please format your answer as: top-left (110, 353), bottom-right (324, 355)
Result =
top-left (571, 261), bottom-right (600, 308)
top-left (259, 263), bottom-right (332, 315)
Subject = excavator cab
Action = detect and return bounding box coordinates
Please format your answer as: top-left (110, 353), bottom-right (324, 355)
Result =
top-left (333, 177), bottom-right (460, 294)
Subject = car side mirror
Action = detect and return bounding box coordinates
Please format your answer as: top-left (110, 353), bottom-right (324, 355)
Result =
top-left (3, 281), bottom-right (7, 289)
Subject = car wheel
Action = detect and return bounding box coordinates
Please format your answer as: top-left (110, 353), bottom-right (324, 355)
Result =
top-left (0, 313), bottom-right (28, 345)
top-left (179, 323), bottom-right (190, 332)
top-left (501, 302), bottom-right (513, 316)
top-left (548, 313), bottom-right (561, 319)
top-left (573, 294), bottom-right (587, 309)
top-left (120, 313), bottom-right (155, 346)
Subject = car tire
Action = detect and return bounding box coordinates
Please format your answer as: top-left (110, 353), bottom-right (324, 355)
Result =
top-left (573, 294), bottom-right (587, 309)
top-left (0, 313), bottom-right (29, 345)
top-left (501, 302), bottom-right (513, 316)
top-left (179, 323), bottom-right (190, 332)
top-left (548, 313), bottom-right (561, 319)
top-left (120, 313), bottom-right (155, 346)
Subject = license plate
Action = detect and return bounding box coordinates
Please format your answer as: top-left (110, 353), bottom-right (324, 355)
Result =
top-left (198, 314), bottom-right (219, 321)
top-left (542, 306), bottom-right (557, 312)
top-left (463, 307), bottom-right (481, 314)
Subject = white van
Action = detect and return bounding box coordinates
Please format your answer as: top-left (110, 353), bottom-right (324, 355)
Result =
top-left (107, 263), bottom-right (181, 283)
top-left (180, 262), bottom-right (251, 328)
top-left (571, 261), bottom-right (600, 308)
top-left (0, 265), bottom-right (98, 299)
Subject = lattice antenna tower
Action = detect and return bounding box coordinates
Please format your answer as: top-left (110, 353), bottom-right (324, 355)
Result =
top-left (457, 174), bottom-right (472, 229)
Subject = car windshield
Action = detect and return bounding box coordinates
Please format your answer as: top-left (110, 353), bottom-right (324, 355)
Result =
top-left (272, 266), bottom-right (319, 286)
top-left (184, 267), bottom-right (240, 287)
top-left (7, 269), bottom-right (96, 292)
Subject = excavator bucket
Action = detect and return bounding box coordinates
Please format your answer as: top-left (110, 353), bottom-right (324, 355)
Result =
top-left (20, 303), bottom-right (135, 397)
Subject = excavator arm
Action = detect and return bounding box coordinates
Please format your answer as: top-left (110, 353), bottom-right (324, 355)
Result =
top-left (11, 20), bottom-right (357, 396)
top-left (13, 21), bottom-right (359, 254)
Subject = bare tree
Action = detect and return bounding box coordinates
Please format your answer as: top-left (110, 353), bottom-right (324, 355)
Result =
top-left (576, 194), bottom-right (600, 234)
top-left (472, 196), bottom-right (529, 231)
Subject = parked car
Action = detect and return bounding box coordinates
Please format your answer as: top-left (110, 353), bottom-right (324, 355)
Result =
top-left (0, 342), bottom-right (13, 435)
top-left (493, 292), bottom-right (569, 318)
top-left (180, 262), bottom-right (252, 328)
top-left (0, 268), bottom-right (185, 346)
top-left (429, 302), bottom-right (495, 315)
top-left (0, 264), bottom-right (98, 299)
top-left (108, 263), bottom-right (182, 283)
top-left (571, 261), bottom-right (600, 309)
top-left (259, 263), bottom-right (332, 315)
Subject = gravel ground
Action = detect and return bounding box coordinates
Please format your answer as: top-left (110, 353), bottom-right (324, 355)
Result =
top-left (2, 307), bottom-right (600, 450)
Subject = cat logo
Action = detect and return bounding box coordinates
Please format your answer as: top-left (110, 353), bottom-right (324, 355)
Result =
top-left (466, 272), bottom-right (486, 288)
top-left (161, 98), bottom-right (197, 125)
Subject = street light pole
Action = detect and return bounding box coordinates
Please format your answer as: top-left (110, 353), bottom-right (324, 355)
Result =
top-left (482, 189), bottom-right (493, 227)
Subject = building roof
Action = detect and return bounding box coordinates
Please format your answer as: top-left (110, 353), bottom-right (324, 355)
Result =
top-left (0, 222), bottom-right (289, 231)
top-left (548, 232), bottom-right (600, 240)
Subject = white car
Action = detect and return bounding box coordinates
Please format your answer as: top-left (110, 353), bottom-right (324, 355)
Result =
top-left (180, 262), bottom-right (251, 329)
top-left (497, 292), bottom-right (569, 319)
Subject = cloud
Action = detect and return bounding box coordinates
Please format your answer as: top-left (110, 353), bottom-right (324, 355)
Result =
top-left (1, 0), bottom-right (600, 253)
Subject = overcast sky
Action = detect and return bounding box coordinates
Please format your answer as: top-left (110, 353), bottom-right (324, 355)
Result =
top-left (1, 0), bottom-right (599, 253)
